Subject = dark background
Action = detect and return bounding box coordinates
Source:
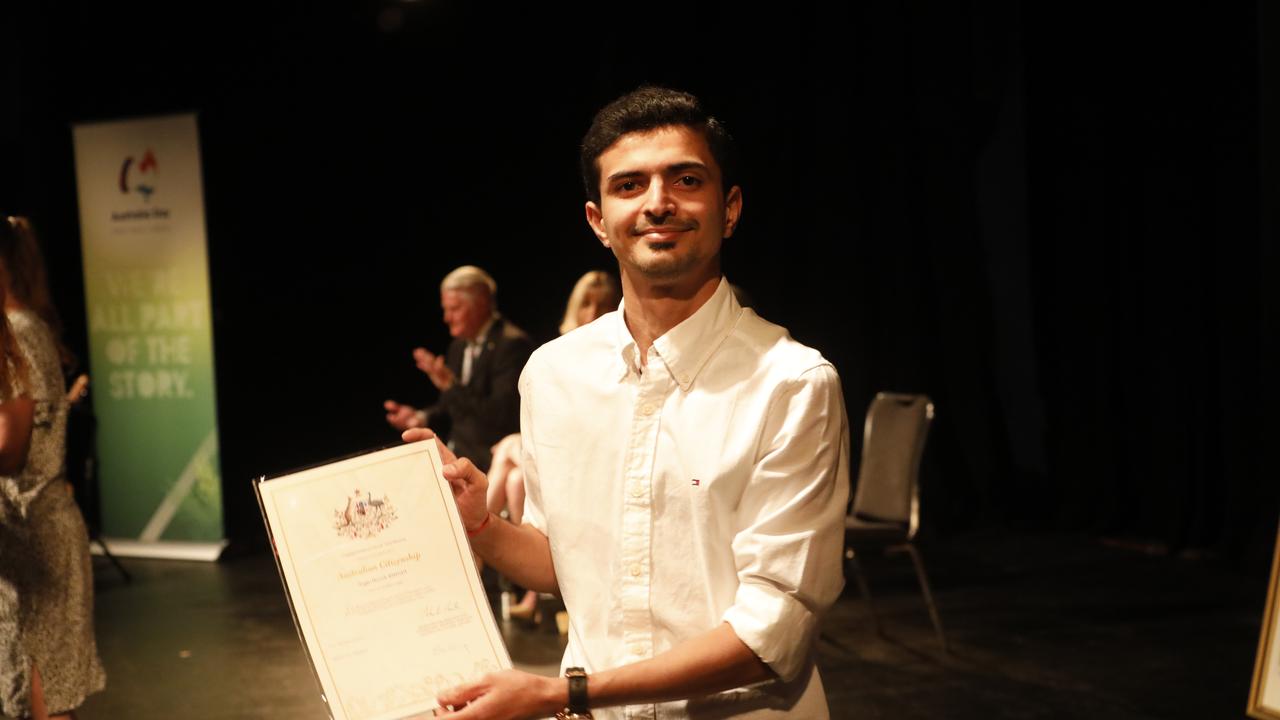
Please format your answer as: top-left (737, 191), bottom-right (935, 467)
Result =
top-left (1, 2), bottom-right (1273, 563)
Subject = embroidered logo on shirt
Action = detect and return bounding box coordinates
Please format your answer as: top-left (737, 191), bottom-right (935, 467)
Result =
top-left (691, 478), bottom-right (701, 486)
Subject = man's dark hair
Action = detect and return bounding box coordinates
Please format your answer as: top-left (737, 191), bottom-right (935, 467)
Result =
top-left (580, 86), bottom-right (739, 205)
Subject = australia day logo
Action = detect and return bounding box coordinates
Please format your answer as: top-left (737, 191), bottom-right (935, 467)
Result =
top-left (118, 148), bottom-right (158, 202)
top-left (334, 488), bottom-right (398, 539)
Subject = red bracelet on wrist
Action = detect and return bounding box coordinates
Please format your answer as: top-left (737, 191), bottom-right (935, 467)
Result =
top-left (465, 512), bottom-right (493, 537)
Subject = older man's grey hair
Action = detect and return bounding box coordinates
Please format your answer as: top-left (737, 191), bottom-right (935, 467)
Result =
top-left (440, 265), bottom-right (498, 307)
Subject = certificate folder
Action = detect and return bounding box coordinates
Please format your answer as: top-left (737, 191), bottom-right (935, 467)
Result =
top-left (254, 441), bottom-right (511, 720)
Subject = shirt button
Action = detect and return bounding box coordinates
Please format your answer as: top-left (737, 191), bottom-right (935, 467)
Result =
top-left (640, 403), bottom-right (656, 416)
top-left (631, 644), bottom-right (645, 656)
top-left (631, 486), bottom-right (644, 498)
top-left (630, 564), bottom-right (642, 577)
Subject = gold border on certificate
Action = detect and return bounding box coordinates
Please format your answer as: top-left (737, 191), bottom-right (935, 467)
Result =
top-left (1249, 525), bottom-right (1280, 720)
top-left (256, 441), bottom-right (511, 720)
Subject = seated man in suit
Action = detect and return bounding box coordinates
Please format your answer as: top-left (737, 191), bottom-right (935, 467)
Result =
top-left (384, 265), bottom-right (533, 471)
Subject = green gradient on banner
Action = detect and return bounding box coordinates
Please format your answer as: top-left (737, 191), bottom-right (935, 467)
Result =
top-left (73, 114), bottom-right (223, 544)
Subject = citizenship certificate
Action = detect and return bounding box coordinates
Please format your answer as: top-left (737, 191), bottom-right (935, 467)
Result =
top-left (255, 441), bottom-right (510, 720)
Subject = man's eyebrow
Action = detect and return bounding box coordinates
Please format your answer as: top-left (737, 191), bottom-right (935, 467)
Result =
top-left (606, 169), bottom-right (645, 183)
top-left (667, 161), bottom-right (710, 174)
top-left (605, 162), bottom-right (711, 183)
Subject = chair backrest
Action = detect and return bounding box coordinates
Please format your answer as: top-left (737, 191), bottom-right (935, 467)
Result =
top-left (850, 392), bottom-right (935, 538)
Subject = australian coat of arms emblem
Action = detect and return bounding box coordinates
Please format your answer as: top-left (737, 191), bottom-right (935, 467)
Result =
top-left (334, 488), bottom-right (397, 539)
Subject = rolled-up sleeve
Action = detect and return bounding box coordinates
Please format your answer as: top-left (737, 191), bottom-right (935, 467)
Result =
top-left (721, 363), bottom-right (850, 682)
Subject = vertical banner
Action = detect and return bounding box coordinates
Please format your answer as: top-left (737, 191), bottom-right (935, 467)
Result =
top-left (72, 114), bottom-right (224, 560)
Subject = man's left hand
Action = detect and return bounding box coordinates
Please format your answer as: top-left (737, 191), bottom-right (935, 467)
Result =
top-left (414, 347), bottom-right (456, 391)
top-left (433, 670), bottom-right (564, 719)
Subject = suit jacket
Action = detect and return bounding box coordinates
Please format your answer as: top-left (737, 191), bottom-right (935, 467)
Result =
top-left (425, 316), bottom-right (533, 471)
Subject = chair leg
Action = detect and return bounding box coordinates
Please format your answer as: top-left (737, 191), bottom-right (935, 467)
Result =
top-left (93, 537), bottom-right (131, 584)
top-left (904, 544), bottom-right (947, 652)
top-left (844, 548), bottom-right (881, 635)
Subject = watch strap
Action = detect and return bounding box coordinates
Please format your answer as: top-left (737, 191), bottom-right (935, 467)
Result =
top-left (565, 666), bottom-right (590, 716)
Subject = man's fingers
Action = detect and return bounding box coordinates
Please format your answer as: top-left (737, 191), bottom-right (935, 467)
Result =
top-left (386, 408), bottom-right (411, 431)
top-left (435, 678), bottom-right (507, 720)
top-left (401, 428), bottom-right (437, 443)
top-left (401, 430), bottom-right (459, 466)
top-left (435, 678), bottom-right (486, 709)
top-left (435, 438), bottom-right (459, 464)
top-left (442, 457), bottom-right (480, 484)
top-left (384, 399), bottom-right (399, 411)
top-left (438, 698), bottom-right (492, 720)
top-left (442, 460), bottom-right (483, 498)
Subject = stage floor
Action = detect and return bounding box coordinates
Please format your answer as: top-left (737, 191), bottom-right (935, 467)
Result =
top-left (28, 531), bottom-right (1266, 719)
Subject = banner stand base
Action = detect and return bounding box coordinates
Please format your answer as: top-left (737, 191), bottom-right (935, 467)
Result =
top-left (92, 538), bottom-right (228, 562)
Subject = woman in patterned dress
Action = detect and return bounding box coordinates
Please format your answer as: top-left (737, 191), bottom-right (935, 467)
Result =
top-left (0, 216), bottom-right (104, 719)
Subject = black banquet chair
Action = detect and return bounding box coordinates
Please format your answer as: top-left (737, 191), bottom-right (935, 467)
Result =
top-left (843, 392), bottom-right (945, 651)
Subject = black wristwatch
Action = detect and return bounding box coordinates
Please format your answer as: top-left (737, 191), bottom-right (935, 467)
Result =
top-left (555, 666), bottom-right (592, 719)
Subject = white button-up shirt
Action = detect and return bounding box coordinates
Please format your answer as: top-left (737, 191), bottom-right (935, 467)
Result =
top-left (520, 278), bottom-right (850, 719)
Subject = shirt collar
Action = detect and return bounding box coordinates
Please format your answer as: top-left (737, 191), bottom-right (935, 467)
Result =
top-left (469, 314), bottom-right (500, 348)
top-left (613, 277), bottom-right (742, 391)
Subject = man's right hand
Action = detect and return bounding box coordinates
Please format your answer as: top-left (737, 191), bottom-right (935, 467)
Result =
top-left (384, 399), bottom-right (424, 430)
top-left (402, 428), bottom-right (490, 532)
top-left (413, 347), bottom-right (456, 391)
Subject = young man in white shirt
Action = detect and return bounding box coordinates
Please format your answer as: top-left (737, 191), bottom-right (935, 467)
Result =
top-left (409, 87), bottom-right (850, 719)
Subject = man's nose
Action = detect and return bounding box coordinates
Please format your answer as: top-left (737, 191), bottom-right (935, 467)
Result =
top-left (642, 180), bottom-right (675, 218)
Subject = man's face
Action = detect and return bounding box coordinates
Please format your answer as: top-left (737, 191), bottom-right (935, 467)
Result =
top-left (585, 125), bottom-right (741, 286)
top-left (440, 288), bottom-right (489, 340)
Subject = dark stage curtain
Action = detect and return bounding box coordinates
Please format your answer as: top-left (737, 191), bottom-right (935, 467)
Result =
top-left (831, 2), bottom-right (1269, 561)
top-left (1024, 5), bottom-right (1266, 560)
top-left (1, 2), bottom-right (1272, 559)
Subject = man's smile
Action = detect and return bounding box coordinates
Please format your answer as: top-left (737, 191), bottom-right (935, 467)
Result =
top-left (633, 222), bottom-right (696, 241)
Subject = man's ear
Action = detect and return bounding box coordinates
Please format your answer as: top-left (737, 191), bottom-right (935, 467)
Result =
top-left (723, 186), bottom-right (743, 238)
top-left (585, 201), bottom-right (611, 248)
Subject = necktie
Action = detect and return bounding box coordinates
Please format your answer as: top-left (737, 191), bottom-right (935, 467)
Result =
top-left (461, 343), bottom-right (476, 385)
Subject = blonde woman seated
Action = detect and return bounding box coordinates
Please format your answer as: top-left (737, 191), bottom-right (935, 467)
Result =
top-left (487, 271), bottom-right (620, 620)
